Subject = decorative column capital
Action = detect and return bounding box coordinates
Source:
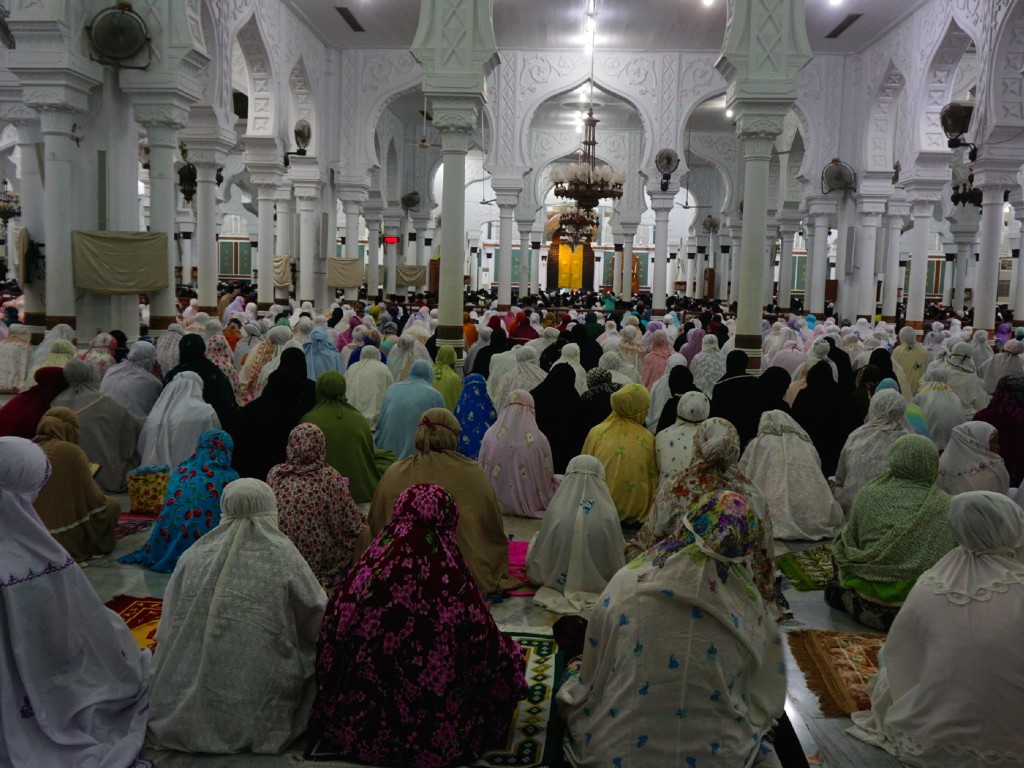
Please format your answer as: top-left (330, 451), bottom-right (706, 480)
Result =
top-left (411, 0), bottom-right (498, 97)
top-left (288, 156), bottom-right (323, 199)
top-left (970, 159), bottom-right (1020, 192)
top-left (382, 208), bottom-right (404, 231)
top-left (494, 192), bottom-right (519, 211)
top-left (133, 101), bottom-right (192, 131)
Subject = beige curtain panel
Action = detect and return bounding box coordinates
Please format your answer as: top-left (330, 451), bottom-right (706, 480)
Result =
top-left (327, 258), bottom-right (364, 288)
top-left (273, 255), bottom-right (292, 287)
top-left (9, 226), bottom-right (28, 285)
top-left (71, 231), bottom-right (168, 294)
top-left (396, 265), bottom-right (426, 286)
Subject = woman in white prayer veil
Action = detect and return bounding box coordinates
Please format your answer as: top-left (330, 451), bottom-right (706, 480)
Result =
top-left (463, 325), bottom-right (491, 373)
top-left (923, 320), bottom-right (947, 353)
top-left (147, 478), bottom-right (326, 755)
top-left (970, 329), bottom-right (995, 370)
top-left (939, 341), bottom-right (990, 417)
top-left (740, 409), bottom-right (845, 541)
top-left (690, 334), bottom-right (727, 396)
top-left (232, 321), bottom-right (264, 370)
top-left (911, 368), bottom-right (967, 451)
top-left (832, 390), bottom-right (910, 515)
top-left (0, 436), bottom-right (151, 768)
top-left (598, 349), bottom-right (639, 386)
top-left (596, 320), bottom-right (620, 347)
top-left (655, 391), bottom-right (709, 485)
top-left (645, 352), bottom-right (687, 432)
top-left (255, 339), bottom-right (303, 395)
top-left (525, 455), bottom-right (626, 615)
top-left (386, 333), bottom-right (431, 381)
top-left (138, 371), bottom-right (220, 468)
top-left (525, 325), bottom-right (560, 355)
top-left (100, 340), bottom-right (163, 418)
top-left (790, 339), bottom-right (838, 392)
top-left (978, 338), bottom-right (1024, 394)
top-left (28, 322), bottom-right (75, 371)
top-left (550, 343), bottom-right (587, 394)
top-left (937, 421), bottom-right (1010, 496)
top-left (493, 346), bottom-right (546, 412)
top-left (343, 345), bottom-right (394, 428)
top-left (849, 491), bottom-right (1024, 767)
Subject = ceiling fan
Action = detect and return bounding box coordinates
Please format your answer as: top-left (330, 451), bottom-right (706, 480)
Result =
top-left (405, 96), bottom-right (441, 149)
top-left (676, 132), bottom-right (712, 210)
top-left (475, 109), bottom-right (495, 205)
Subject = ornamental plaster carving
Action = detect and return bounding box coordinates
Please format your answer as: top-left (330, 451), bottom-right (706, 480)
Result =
top-left (234, 13), bottom-right (276, 137)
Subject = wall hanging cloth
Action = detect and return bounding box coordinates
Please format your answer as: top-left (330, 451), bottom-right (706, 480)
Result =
top-left (273, 255), bottom-right (292, 287)
top-left (72, 231), bottom-right (168, 294)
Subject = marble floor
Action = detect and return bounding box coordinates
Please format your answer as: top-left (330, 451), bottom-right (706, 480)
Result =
top-left (79, 510), bottom-right (903, 768)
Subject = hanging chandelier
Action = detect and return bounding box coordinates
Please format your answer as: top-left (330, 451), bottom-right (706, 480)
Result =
top-left (557, 202), bottom-right (599, 250)
top-left (0, 178), bottom-right (21, 229)
top-left (551, 109), bottom-right (624, 217)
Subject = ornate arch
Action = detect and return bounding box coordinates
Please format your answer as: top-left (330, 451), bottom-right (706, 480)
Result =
top-left (288, 57), bottom-right (317, 154)
top-left (975, 0), bottom-right (1024, 147)
top-left (233, 12), bottom-right (276, 137)
top-left (862, 61), bottom-right (906, 173)
top-left (917, 19), bottom-right (975, 155)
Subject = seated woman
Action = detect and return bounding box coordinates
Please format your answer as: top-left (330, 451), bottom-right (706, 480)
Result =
top-left (937, 421), bottom-right (1010, 496)
top-left (558, 489), bottom-right (786, 767)
top-left (453, 372), bottom-right (497, 461)
top-left (120, 429), bottom-right (239, 573)
top-left (580, 366), bottom-right (621, 433)
top-left (0, 366), bottom-right (67, 439)
top-left (432, 344), bottom-right (463, 410)
top-left (525, 455), bottom-right (625, 614)
top-left (138, 371), bottom-right (220, 468)
top-left (147, 478), bottom-right (326, 754)
top-left (374, 359), bottom-right (445, 460)
top-left (231, 366), bottom-right (310, 481)
top-left (831, 390), bottom-right (910, 515)
top-left (0, 324), bottom-right (31, 393)
top-left (369, 408), bottom-right (515, 595)
top-left (0, 436), bottom-right (150, 767)
top-left (848, 491), bottom-right (1024, 766)
top-left (740, 409), bottom-right (845, 541)
top-left (32, 407), bottom-right (119, 562)
top-left (531, 362), bottom-right (587, 474)
top-left (267, 423), bottom-right (368, 589)
top-left (301, 372), bottom-right (394, 504)
top-left (100, 340), bottom-right (162, 418)
top-left (309, 483), bottom-right (527, 767)
top-left (911, 367), bottom-right (966, 450)
top-left (582, 383), bottom-right (658, 523)
top-left (480, 389), bottom-right (558, 518)
top-left (975, 373), bottom-right (1024, 487)
top-left (23, 338), bottom-right (76, 389)
top-left (655, 390), bottom-right (710, 485)
top-left (827, 435), bottom-right (957, 631)
top-left (52, 359), bottom-right (139, 494)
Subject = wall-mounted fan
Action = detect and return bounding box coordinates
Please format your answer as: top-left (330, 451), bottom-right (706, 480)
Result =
top-left (655, 147), bottom-right (679, 192)
top-left (821, 158), bottom-right (857, 194)
top-left (86, 4), bottom-right (151, 69)
top-left (401, 191), bottom-right (421, 211)
top-left (405, 96), bottom-right (441, 149)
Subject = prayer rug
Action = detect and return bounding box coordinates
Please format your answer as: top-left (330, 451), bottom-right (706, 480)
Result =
top-left (114, 519), bottom-right (154, 540)
top-left (787, 629), bottom-right (885, 717)
top-left (105, 594), bottom-right (162, 652)
top-left (505, 540), bottom-right (538, 597)
top-left (777, 543), bottom-right (835, 591)
top-left (305, 632), bottom-right (564, 768)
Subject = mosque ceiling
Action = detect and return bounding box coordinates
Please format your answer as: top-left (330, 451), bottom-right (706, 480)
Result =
top-left (284, 0), bottom-right (929, 55)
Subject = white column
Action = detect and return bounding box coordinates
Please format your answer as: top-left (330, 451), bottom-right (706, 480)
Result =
top-left (650, 194), bottom-right (672, 312)
top-left (881, 205), bottom-right (906, 322)
top-left (942, 252), bottom-right (956, 307)
top-left (906, 199), bottom-right (934, 331)
top-left (342, 198), bottom-right (364, 301)
top-left (10, 119), bottom-right (44, 327)
top-left (729, 232), bottom-right (742, 305)
top-left (139, 123), bottom-right (180, 328)
top-left (295, 191), bottom-right (320, 304)
top-left (274, 187), bottom-right (295, 303)
top-left (383, 211), bottom-right (401, 298)
top-left (192, 162), bottom-right (219, 312)
top-left (734, 133), bottom-right (774, 365)
top-left (622, 237), bottom-right (635, 298)
top-left (251, 181), bottom-right (276, 309)
top-left (1014, 212), bottom-right (1024, 314)
top-left (365, 212), bottom-right (382, 302)
top-left (778, 224), bottom-right (797, 312)
top-left (611, 239), bottom-right (623, 297)
top-left (517, 224), bottom-right (531, 298)
top-left (974, 181), bottom-right (1009, 334)
top-left (696, 242), bottom-right (708, 301)
top-left (530, 236), bottom-right (542, 296)
top-left (37, 109), bottom-right (78, 328)
top-left (719, 242), bottom-right (732, 303)
top-left (855, 208), bottom-right (883, 318)
top-left (807, 214), bottom-right (830, 314)
top-left (685, 251), bottom-right (696, 299)
top-left (954, 243), bottom-right (970, 311)
top-left (495, 197), bottom-right (516, 309)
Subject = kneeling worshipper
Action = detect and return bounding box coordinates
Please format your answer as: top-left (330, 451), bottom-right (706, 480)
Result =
top-left (580, 366), bottom-right (621, 432)
top-left (831, 390), bottom-right (909, 515)
top-left (979, 337), bottom-right (1024, 394)
top-left (493, 346), bottom-right (546, 412)
top-left (558, 490), bottom-right (787, 767)
top-left (0, 324), bottom-right (31, 392)
top-left (163, 333), bottom-right (238, 430)
top-left (453, 372), bottom-right (497, 461)
top-left (100, 340), bottom-right (162, 418)
top-left (232, 321), bottom-right (264, 369)
top-left (147, 478), bottom-right (326, 754)
top-left (740, 409), bottom-right (845, 541)
top-left (51, 359), bottom-right (139, 494)
top-left (374, 359), bottom-right (445, 460)
top-left (911, 367), bottom-right (966, 451)
top-left (27, 322), bottom-right (74, 372)
top-left (230, 365), bottom-right (313, 481)
top-left (368, 408), bottom-right (516, 595)
top-left (655, 390), bottom-right (710, 485)
top-left (344, 345), bottom-right (393, 428)
top-left (309, 484), bottom-right (528, 767)
top-left (640, 329), bottom-right (675, 389)
top-left (827, 435), bottom-right (956, 631)
top-left (304, 325), bottom-right (344, 382)
top-left (689, 333), bottom-right (728, 396)
top-left (23, 338), bottom-right (75, 389)
top-left (848, 491), bottom-right (1024, 766)
top-left (709, 350), bottom-right (760, 448)
top-left (524, 455), bottom-right (625, 614)
top-left (120, 429), bottom-right (239, 573)
top-left (138, 371), bottom-right (220, 468)
top-left (975, 373), bottom-right (1024, 487)
top-left (204, 331), bottom-right (247, 406)
top-left (431, 344), bottom-right (463, 410)
top-left (77, 333), bottom-right (117, 379)
top-left (268, 423), bottom-right (369, 589)
top-left (154, 322), bottom-right (184, 378)
top-left (891, 325), bottom-right (928, 395)
top-left (940, 341), bottom-right (990, 417)
top-left (239, 324), bottom-right (292, 400)
top-left (32, 407), bottom-right (120, 562)
top-left (530, 362), bottom-right (587, 474)
top-left (479, 389), bottom-right (558, 518)
top-left (387, 333), bottom-right (430, 380)
top-left (0, 366), bottom-right (66, 439)
top-left (630, 418), bottom-right (777, 608)
top-left (937, 421), bottom-right (1010, 496)
top-left (792, 361), bottom-right (850, 476)
top-left (645, 353), bottom-right (688, 431)
top-left (550, 342), bottom-right (588, 394)
top-left (581, 383), bottom-right (658, 523)
top-left (0, 437), bottom-right (151, 768)
top-left (301, 372), bottom-right (395, 504)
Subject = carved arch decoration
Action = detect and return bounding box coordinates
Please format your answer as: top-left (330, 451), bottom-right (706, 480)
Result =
top-left (863, 62), bottom-right (907, 174)
top-left (192, 0), bottom-right (234, 131)
top-left (288, 57), bottom-right (317, 154)
top-left (688, 132), bottom-right (737, 215)
top-left (233, 12), bottom-right (276, 137)
top-left (973, 0), bottom-right (1024, 148)
top-left (917, 19), bottom-right (976, 155)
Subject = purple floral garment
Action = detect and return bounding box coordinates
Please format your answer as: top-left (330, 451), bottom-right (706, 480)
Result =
top-left (310, 483), bottom-right (527, 767)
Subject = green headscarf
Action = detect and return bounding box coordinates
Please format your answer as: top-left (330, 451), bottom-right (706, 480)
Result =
top-left (834, 434), bottom-right (957, 591)
top-left (432, 345), bottom-right (462, 411)
top-left (301, 371), bottom-right (394, 502)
